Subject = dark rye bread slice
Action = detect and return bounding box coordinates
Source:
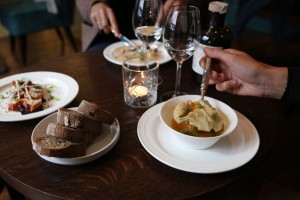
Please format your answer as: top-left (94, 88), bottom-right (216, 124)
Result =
top-left (46, 123), bottom-right (94, 144)
top-left (77, 100), bottom-right (115, 125)
top-left (33, 135), bottom-right (86, 158)
top-left (57, 108), bottom-right (102, 136)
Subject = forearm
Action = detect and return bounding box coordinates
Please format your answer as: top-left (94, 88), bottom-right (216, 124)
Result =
top-left (263, 66), bottom-right (288, 100)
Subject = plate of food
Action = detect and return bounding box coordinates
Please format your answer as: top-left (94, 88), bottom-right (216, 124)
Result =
top-left (137, 97), bottom-right (260, 174)
top-left (31, 100), bottom-right (120, 165)
top-left (0, 71), bottom-right (79, 122)
top-left (103, 39), bottom-right (172, 65)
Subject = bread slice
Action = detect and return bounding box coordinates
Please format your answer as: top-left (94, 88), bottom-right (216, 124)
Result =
top-left (56, 108), bottom-right (102, 136)
top-left (77, 100), bottom-right (115, 125)
top-left (46, 123), bottom-right (93, 144)
top-left (33, 135), bottom-right (86, 158)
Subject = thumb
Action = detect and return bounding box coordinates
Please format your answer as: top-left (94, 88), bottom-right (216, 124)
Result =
top-left (203, 47), bottom-right (225, 60)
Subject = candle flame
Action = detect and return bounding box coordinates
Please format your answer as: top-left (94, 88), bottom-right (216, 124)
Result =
top-left (129, 85), bottom-right (149, 97)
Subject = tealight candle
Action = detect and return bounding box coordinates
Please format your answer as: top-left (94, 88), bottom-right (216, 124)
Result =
top-left (122, 57), bottom-right (159, 108)
top-left (129, 85), bottom-right (149, 97)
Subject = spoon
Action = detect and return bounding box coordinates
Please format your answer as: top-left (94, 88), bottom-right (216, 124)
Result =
top-left (200, 57), bottom-right (211, 99)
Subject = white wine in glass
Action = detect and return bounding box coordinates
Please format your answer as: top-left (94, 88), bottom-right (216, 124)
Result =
top-left (160, 5), bottom-right (201, 102)
top-left (132, 0), bottom-right (164, 58)
top-left (135, 26), bottom-right (162, 48)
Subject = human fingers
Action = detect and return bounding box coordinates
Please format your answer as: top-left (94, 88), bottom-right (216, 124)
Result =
top-left (99, 6), bottom-right (117, 34)
top-left (199, 56), bottom-right (224, 84)
top-left (163, 0), bottom-right (187, 15)
top-left (105, 8), bottom-right (120, 37)
top-left (203, 47), bottom-right (252, 64)
top-left (209, 70), bottom-right (225, 85)
top-left (163, 0), bottom-right (177, 14)
top-left (90, 3), bottom-right (108, 29)
top-left (203, 47), bottom-right (255, 74)
top-left (199, 54), bottom-right (223, 76)
top-left (203, 47), bottom-right (232, 61)
top-left (223, 48), bottom-right (244, 55)
top-left (90, 3), bottom-right (115, 34)
top-left (215, 79), bottom-right (238, 93)
top-left (90, 8), bottom-right (103, 30)
top-left (156, 4), bottom-right (165, 26)
top-left (223, 48), bottom-right (254, 60)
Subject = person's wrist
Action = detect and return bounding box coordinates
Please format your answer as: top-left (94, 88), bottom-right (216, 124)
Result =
top-left (264, 66), bottom-right (288, 99)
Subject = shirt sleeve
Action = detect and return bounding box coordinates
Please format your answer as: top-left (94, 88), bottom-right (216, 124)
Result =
top-left (281, 67), bottom-right (300, 104)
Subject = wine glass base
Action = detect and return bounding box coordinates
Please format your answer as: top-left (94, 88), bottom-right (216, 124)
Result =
top-left (160, 91), bottom-right (188, 102)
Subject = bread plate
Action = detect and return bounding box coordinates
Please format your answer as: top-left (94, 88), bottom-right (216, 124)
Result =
top-left (0, 71), bottom-right (79, 122)
top-left (31, 108), bottom-right (120, 165)
top-left (103, 39), bottom-right (172, 65)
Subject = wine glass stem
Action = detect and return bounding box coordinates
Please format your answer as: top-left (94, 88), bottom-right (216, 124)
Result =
top-left (145, 45), bottom-right (150, 59)
top-left (174, 61), bottom-right (182, 97)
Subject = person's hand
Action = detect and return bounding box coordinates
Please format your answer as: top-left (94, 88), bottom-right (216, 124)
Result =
top-left (90, 2), bottom-right (120, 37)
top-left (164, 0), bottom-right (188, 13)
top-left (156, 0), bottom-right (188, 26)
top-left (163, 0), bottom-right (188, 14)
top-left (200, 47), bottom-right (287, 99)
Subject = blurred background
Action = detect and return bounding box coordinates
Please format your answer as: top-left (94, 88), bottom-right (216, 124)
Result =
top-left (0, 0), bottom-right (299, 71)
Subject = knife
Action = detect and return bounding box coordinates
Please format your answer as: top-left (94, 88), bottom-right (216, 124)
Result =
top-left (119, 34), bottom-right (139, 50)
top-left (111, 28), bottom-right (139, 50)
top-left (200, 57), bottom-right (212, 99)
top-left (83, 21), bottom-right (139, 50)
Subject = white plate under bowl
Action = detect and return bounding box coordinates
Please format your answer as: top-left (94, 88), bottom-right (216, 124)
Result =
top-left (0, 71), bottom-right (79, 122)
top-left (103, 39), bottom-right (172, 65)
top-left (137, 102), bottom-right (260, 174)
top-left (31, 108), bottom-right (120, 165)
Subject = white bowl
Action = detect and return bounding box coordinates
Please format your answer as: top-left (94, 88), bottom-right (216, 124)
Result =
top-left (159, 95), bottom-right (238, 149)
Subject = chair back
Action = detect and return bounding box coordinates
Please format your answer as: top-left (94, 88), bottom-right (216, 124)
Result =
top-left (0, 0), bottom-right (75, 36)
top-left (55, 0), bottom-right (75, 27)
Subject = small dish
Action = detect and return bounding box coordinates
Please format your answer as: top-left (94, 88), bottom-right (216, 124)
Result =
top-left (0, 71), bottom-right (79, 122)
top-left (160, 95), bottom-right (238, 149)
top-left (31, 108), bottom-right (120, 165)
top-left (103, 39), bottom-right (172, 65)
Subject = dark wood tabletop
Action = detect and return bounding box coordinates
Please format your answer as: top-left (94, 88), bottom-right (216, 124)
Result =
top-left (0, 51), bottom-right (293, 200)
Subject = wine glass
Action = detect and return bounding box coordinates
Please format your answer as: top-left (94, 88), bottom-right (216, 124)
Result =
top-left (160, 5), bottom-right (201, 102)
top-left (132, 0), bottom-right (164, 59)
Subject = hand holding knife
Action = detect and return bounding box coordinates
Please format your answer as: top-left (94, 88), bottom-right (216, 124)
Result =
top-left (84, 21), bottom-right (139, 50)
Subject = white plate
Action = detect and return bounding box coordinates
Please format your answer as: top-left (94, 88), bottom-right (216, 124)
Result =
top-left (103, 39), bottom-right (172, 65)
top-left (31, 108), bottom-right (120, 165)
top-left (137, 103), bottom-right (260, 174)
top-left (0, 71), bottom-right (79, 122)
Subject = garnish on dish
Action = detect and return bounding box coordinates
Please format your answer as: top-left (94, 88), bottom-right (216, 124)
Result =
top-left (0, 79), bottom-right (60, 114)
top-left (172, 99), bottom-right (223, 137)
top-left (112, 45), bottom-right (163, 63)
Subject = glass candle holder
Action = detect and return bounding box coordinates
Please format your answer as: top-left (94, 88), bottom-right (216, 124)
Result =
top-left (122, 57), bottom-right (159, 108)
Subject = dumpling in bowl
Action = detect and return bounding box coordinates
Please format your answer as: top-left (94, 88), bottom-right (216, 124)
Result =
top-left (173, 99), bottom-right (223, 134)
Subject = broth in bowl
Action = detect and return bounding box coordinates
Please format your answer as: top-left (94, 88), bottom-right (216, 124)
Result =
top-left (171, 119), bottom-right (223, 137)
top-left (159, 95), bottom-right (238, 149)
top-left (172, 98), bottom-right (224, 137)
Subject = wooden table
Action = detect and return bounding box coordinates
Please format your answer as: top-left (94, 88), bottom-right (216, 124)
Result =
top-left (0, 51), bottom-right (285, 199)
